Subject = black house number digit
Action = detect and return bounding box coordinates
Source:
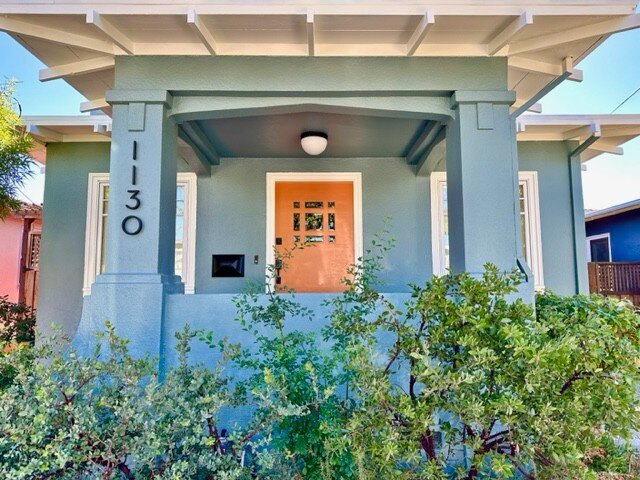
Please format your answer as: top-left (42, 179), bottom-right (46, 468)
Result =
top-left (126, 189), bottom-right (141, 210)
top-left (122, 215), bottom-right (143, 235)
top-left (121, 140), bottom-right (143, 235)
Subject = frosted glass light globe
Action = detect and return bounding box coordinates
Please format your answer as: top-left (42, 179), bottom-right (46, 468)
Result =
top-left (300, 132), bottom-right (328, 156)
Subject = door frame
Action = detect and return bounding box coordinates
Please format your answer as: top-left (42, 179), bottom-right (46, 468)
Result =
top-left (265, 172), bottom-right (363, 291)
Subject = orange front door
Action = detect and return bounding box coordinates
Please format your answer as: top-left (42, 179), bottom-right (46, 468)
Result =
top-left (275, 181), bottom-right (354, 292)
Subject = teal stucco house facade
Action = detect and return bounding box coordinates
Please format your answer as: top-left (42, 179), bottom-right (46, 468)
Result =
top-left (3, 0), bottom-right (640, 367)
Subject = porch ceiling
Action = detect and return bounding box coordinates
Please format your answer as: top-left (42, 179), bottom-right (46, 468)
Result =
top-left (193, 112), bottom-right (427, 158)
top-left (1, 1), bottom-right (638, 116)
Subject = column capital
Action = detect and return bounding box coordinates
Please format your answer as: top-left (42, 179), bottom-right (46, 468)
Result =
top-left (105, 89), bottom-right (173, 108)
top-left (450, 90), bottom-right (516, 108)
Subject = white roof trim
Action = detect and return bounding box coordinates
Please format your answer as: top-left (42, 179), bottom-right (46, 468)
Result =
top-left (586, 198), bottom-right (640, 222)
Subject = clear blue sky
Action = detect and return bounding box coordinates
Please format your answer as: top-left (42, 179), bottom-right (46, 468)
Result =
top-left (1, 27), bottom-right (639, 210)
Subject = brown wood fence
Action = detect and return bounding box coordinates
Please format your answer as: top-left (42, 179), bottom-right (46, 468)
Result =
top-left (588, 262), bottom-right (640, 306)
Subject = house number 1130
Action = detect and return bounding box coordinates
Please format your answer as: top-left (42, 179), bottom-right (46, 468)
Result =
top-left (122, 140), bottom-right (143, 236)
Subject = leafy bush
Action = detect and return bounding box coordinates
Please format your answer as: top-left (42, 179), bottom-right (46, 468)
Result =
top-left (0, 295), bottom-right (36, 345)
top-left (0, 324), bottom-right (250, 479)
top-left (0, 295), bottom-right (36, 391)
top-left (198, 238), bottom-right (640, 480)
top-left (2, 239), bottom-right (639, 479)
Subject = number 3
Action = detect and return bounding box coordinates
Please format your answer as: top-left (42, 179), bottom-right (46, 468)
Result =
top-left (126, 189), bottom-right (141, 210)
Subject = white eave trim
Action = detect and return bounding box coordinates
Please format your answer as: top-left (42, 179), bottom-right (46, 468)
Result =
top-left (585, 198), bottom-right (640, 222)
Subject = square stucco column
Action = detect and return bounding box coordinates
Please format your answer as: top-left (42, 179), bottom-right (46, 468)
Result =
top-left (87, 91), bottom-right (183, 359)
top-left (446, 91), bottom-right (534, 301)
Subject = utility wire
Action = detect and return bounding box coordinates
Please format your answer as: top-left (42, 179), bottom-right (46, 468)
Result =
top-left (610, 85), bottom-right (640, 113)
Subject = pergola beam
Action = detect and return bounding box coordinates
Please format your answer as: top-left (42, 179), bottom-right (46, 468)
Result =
top-left (39, 56), bottom-right (115, 82)
top-left (93, 123), bottom-right (112, 138)
top-left (86, 10), bottom-right (134, 54)
top-left (187, 9), bottom-right (218, 55)
top-left (80, 98), bottom-right (109, 113)
top-left (407, 11), bottom-right (435, 56)
top-left (563, 122), bottom-right (602, 140)
top-left (509, 56), bottom-right (583, 82)
top-left (307, 10), bottom-right (315, 56)
top-left (26, 125), bottom-right (63, 143)
top-left (511, 57), bottom-right (575, 118)
top-left (488, 10), bottom-right (533, 55)
top-left (587, 141), bottom-right (624, 155)
top-left (508, 13), bottom-right (640, 55)
top-left (0, 16), bottom-right (114, 54)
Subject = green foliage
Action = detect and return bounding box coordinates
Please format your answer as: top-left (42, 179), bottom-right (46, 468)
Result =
top-left (199, 236), bottom-right (640, 480)
top-left (0, 323), bottom-right (250, 479)
top-left (2, 239), bottom-right (639, 479)
top-left (0, 295), bottom-right (36, 391)
top-left (0, 295), bottom-right (36, 345)
top-left (0, 80), bottom-right (33, 218)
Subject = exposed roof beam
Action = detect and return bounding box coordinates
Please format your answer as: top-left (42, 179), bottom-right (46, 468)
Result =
top-left (80, 98), bottom-right (109, 113)
top-left (0, 16), bottom-right (114, 54)
top-left (587, 141), bottom-right (624, 155)
top-left (508, 13), bottom-right (640, 55)
top-left (93, 123), bottom-right (112, 138)
top-left (307, 10), bottom-right (315, 57)
top-left (512, 57), bottom-right (575, 118)
top-left (415, 128), bottom-right (446, 176)
top-left (527, 102), bottom-right (542, 114)
top-left (570, 126), bottom-right (601, 157)
top-left (26, 125), bottom-right (63, 143)
top-left (406, 121), bottom-right (439, 165)
top-left (177, 136), bottom-right (211, 177)
top-left (187, 9), bottom-right (218, 55)
top-left (563, 122), bottom-right (602, 140)
top-left (86, 10), bottom-right (134, 54)
top-left (509, 56), bottom-right (583, 82)
top-left (39, 56), bottom-right (114, 82)
top-left (179, 121), bottom-right (220, 166)
top-left (488, 10), bottom-right (533, 55)
top-left (407, 11), bottom-right (435, 56)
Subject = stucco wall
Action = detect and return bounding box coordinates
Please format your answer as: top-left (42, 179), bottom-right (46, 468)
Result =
top-left (0, 216), bottom-right (24, 302)
top-left (195, 158), bottom-right (431, 293)
top-left (517, 141), bottom-right (582, 295)
top-left (38, 142), bottom-right (110, 338)
top-left (586, 209), bottom-right (640, 262)
top-left (38, 139), bottom-right (585, 338)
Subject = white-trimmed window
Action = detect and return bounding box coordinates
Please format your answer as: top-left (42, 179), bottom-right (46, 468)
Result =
top-left (430, 171), bottom-right (544, 290)
top-left (586, 233), bottom-right (611, 262)
top-left (83, 172), bottom-right (197, 295)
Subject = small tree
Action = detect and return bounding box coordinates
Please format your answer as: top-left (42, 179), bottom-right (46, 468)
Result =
top-left (0, 80), bottom-right (33, 219)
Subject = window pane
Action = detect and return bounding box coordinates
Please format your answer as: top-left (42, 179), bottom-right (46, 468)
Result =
top-left (519, 184), bottom-right (528, 262)
top-left (441, 184), bottom-right (449, 270)
top-left (175, 185), bottom-right (185, 277)
top-left (99, 185), bottom-right (186, 277)
top-left (590, 238), bottom-right (611, 262)
top-left (99, 185), bottom-right (109, 274)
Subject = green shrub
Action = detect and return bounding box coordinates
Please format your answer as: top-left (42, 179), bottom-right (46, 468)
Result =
top-left (2, 240), bottom-right (639, 479)
top-left (0, 323), bottom-right (250, 479)
top-left (0, 295), bottom-right (36, 345)
top-left (201, 236), bottom-right (640, 479)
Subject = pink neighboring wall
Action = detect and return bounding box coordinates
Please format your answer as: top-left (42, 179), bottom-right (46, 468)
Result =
top-left (0, 216), bottom-right (24, 302)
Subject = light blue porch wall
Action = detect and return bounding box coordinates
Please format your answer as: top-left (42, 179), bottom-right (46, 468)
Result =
top-left (113, 56), bottom-right (508, 93)
top-left (38, 143), bottom-right (110, 338)
top-left (194, 158), bottom-right (431, 293)
top-left (517, 141), bottom-right (582, 295)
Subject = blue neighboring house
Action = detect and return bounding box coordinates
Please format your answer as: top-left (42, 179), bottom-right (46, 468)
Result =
top-left (585, 199), bottom-right (640, 263)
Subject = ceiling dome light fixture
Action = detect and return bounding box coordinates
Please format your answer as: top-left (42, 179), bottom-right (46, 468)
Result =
top-left (300, 131), bottom-right (328, 156)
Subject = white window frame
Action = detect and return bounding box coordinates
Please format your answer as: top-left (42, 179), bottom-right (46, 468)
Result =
top-left (83, 172), bottom-right (197, 295)
top-left (430, 171), bottom-right (545, 290)
top-left (586, 233), bottom-right (612, 262)
top-left (265, 172), bottom-right (363, 291)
